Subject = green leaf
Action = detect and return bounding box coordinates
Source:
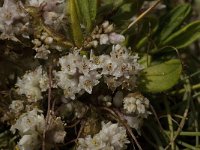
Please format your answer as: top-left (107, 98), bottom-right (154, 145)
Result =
top-left (139, 59), bottom-right (182, 93)
top-left (162, 21), bottom-right (200, 48)
top-left (98, 0), bottom-right (124, 22)
top-left (68, 0), bottom-right (83, 47)
top-left (158, 4), bottom-right (191, 43)
top-left (89, 0), bottom-right (97, 22)
top-left (136, 16), bottom-right (158, 49)
top-left (76, 0), bottom-right (92, 32)
top-left (138, 54), bottom-right (152, 69)
top-left (111, 1), bottom-right (143, 27)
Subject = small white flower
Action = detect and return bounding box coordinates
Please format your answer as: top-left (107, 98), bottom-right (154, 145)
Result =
top-left (32, 39), bottom-right (42, 47)
top-left (77, 55), bottom-right (91, 75)
top-left (101, 57), bottom-right (118, 75)
top-left (59, 53), bottom-right (80, 75)
top-left (89, 52), bottom-right (102, 70)
top-left (77, 121), bottom-right (129, 150)
top-left (104, 24), bottom-right (114, 33)
top-left (40, 32), bottom-right (48, 41)
top-left (27, 0), bottom-right (46, 7)
top-left (10, 108), bottom-right (45, 135)
top-left (0, 0), bottom-right (25, 26)
top-left (113, 62), bottom-right (133, 78)
top-left (103, 76), bottom-right (121, 91)
top-left (102, 21), bottom-right (109, 29)
top-left (42, 0), bottom-right (65, 12)
top-left (110, 44), bottom-right (128, 60)
top-left (16, 66), bottom-right (49, 102)
top-left (100, 34), bottom-right (109, 45)
top-left (79, 72), bottom-right (100, 94)
top-left (45, 114), bottom-right (66, 143)
top-left (39, 72), bottom-right (49, 92)
top-left (44, 36), bottom-right (54, 44)
top-left (121, 76), bottom-right (137, 91)
top-left (98, 95), bottom-right (112, 107)
top-left (43, 11), bottom-right (65, 30)
top-left (9, 100), bottom-right (24, 113)
top-left (109, 33), bottom-right (125, 44)
top-left (18, 133), bottom-right (41, 150)
top-left (124, 115), bottom-right (143, 134)
top-left (34, 44), bottom-right (51, 59)
top-left (52, 130), bottom-right (66, 143)
top-left (89, 53), bottom-right (109, 70)
top-left (54, 70), bottom-right (79, 99)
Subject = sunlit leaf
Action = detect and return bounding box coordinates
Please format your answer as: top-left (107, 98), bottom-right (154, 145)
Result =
top-left (139, 59), bottom-right (182, 93)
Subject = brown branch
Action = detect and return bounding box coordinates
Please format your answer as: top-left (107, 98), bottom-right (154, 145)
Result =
top-left (75, 120), bottom-right (86, 143)
top-left (150, 105), bottom-right (165, 133)
top-left (113, 108), bottom-right (142, 150)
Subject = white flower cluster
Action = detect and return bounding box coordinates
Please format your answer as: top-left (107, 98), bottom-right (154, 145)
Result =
top-left (85, 21), bottom-right (125, 48)
top-left (16, 66), bottom-right (49, 102)
top-left (26, 0), bottom-right (66, 30)
top-left (0, 0), bottom-right (66, 41)
top-left (10, 108), bottom-right (45, 150)
top-left (28, 0), bottom-right (67, 59)
top-left (55, 51), bottom-right (101, 99)
top-left (32, 32), bottom-right (53, 59)
top-left (9, 100), bottom-right (24, 114)
top-left (77, 121), bottom-right (129, 150)
top-left (16, 42), bottom-right (141, 101)
top-left (123, 92), bottom-right (150, 118)
top-left (0, 0), bottom-right (28, 41)
top-left (55, 44), bottom-right (141, 99)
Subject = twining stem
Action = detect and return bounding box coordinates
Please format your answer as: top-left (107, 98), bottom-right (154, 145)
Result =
top-left (184, 70), bottom-right (200, 79)
top-left (75, 120), bottom-right (86, 143)
top-left (165, 78), bottom-right (191, 150)
top-left (42, 66), bottom-right (52, 150)
top-left (150, 105), bottom-right (165, 135)
top-left (177, 140), bottom-right (197, 150)
top-left (114, 108), bottom-right (143, 150)
top-left (145, 123), bottom-right (164, 150)
top-left (191, 99), bottom-right (199, 146)
top-left (171, 83), bottom-right (200, 94)
top-left (164, 97), bottom-right (175, 150)
top-left (121, 0), bottom-right (160, 34)
top-left (100, 107), bottom-right (142, 150)
top-left (164, 131), bottom-right (200, 136)
top-left (128, 0), bottom-right (160, 29)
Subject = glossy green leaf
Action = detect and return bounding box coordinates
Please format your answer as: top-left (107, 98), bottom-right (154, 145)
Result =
top-left (158, 4), bottom-right (191, 43)
top-left (139, 59), bottom-right (182, 93)
top-left (68, 0), bottom-right (83, 47)
top-left (162, 21), bottom-right (200, 48)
